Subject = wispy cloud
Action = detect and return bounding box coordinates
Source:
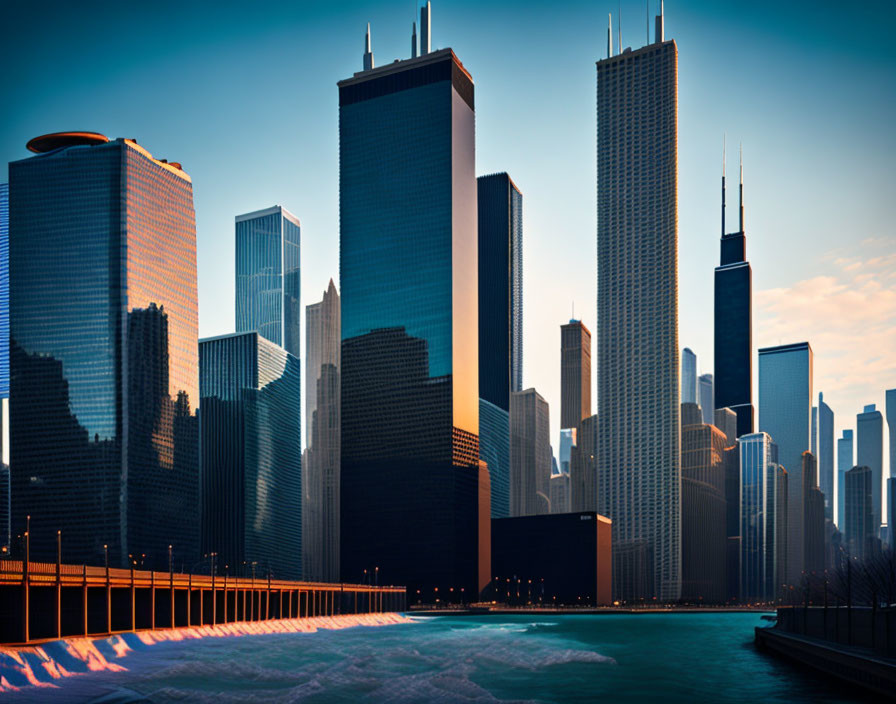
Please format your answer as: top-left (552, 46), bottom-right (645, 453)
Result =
top-left (756, 243), bottom-right (896, 418)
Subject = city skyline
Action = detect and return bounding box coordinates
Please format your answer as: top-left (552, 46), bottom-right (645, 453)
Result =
top-left (2, 1), bottom-right (893, 456)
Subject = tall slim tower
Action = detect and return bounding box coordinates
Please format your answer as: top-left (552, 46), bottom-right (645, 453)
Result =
top-left (510, 388), bottom-right (551, 517)
top-left (817, 393), bottom-right (834, 521)
top-left (856, 404), bottom-right (883, 537)
top-left (0, 183), bottom-right (7, 552)
top-left (478, 172), bottom-right (522, 519)
top-left (596, 5), bottom-right (680, 602)
top-left (681, 347), bottom-right (697, 405)
top-left (338, 29), bottom-right (488, 596)
top-left (561, 320), bottom-right (591, 430)
top-left (886, 390), bottom-right (896, 543)
top-left (699, 373), bottom-right (714, 425)
top-left (9, 132), bottom-right (199, 568)
top-left (837, 429), bottom-right (854, 530)
top-left (234, 205), bottom-right (301, 358)
top-left (758, 342), bottom-right (812, 586)
top-left (304, 280), bottom-right (340, 581)
top-left (714, 147), bottom-right (754, 437)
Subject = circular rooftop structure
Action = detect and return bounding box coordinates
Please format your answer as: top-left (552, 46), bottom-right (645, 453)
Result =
top-left (26, 131), bottom-right (109, 154)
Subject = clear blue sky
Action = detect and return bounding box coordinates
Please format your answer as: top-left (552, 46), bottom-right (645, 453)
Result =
top-left (2, 1), bottom-right (895, 467)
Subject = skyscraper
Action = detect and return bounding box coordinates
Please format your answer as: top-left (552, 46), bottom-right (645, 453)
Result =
top-left (681, 347), bottom-right (697, 405)
top-left (0, 183), bottom-right (7, 552)
top-left (699, 374), bottom-right (714, 425)
top-left (571, 414), bottom-right (598, 513)
top-left (681, 419), bottom-right (728, 603)
top-left (561, 320), bottom-right (591, 430)
top-left (200, 332), bottom-right (301, 579)
top-left (235, 205), bottom-right (301, 357)
top-left (338, 32), bottom-right (488, 596)
top-left (739, 432), bottom-right (786, 602)
top-left (9, 132), bottom-right (199, 567)
top-left (714, 407), bottom-right (738, 448)
top-left (478, 172), bottom-right (522, 519)
top-left (856, 404), bottom-right (883, 537)
top-left (817, 393), bottom-right (834, 521)
top-left (802, 452), bottom-right (825, 575)
top-left (714, 148), bottom-right (754, 438)
top-left (596, 4), bottom-right (681, 602)
top-left (758, 342), bottom-right (812, 586)
top-left (510, 389), bottom-right (551, 517)
top-left (887, 390), bottom-right (896, 545)
top-left (304, 280), bottom-right (340, 581)
top-left (845, 465), bottom-right (874, 559)
top-left (837, 429), bottom-right (854, 530)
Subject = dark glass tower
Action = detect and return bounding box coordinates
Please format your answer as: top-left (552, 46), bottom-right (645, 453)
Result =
top-left (9, 133), bottom-right (199, 568)
top-left (477, 172), bottom-right (522, 519)
top-left (200, 332), bottom-right (301, 579)
top-left (561, 320), bottom-right (591, 431)
top-left (338, 44), bottom-right (488, 597)
top-left (0, 183), bottom-right (7, 552)
top-left (714, 150), bottom-right (754, 438)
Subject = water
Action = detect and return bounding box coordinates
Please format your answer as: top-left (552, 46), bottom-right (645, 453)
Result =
top-left (1, 613), bottom-right (866, 702)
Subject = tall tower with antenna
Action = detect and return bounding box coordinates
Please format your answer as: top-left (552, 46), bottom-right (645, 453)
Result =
top-left (714, 142), bottom-right (754, 438)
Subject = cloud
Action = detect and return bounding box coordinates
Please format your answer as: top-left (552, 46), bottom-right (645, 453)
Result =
top-left (756, 245), bottom-right (896, 416)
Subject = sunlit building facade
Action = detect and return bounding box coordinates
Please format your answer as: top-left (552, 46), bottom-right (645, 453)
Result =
top-left (596, 20), bottom-right (680, 602)
top-left (9, 133), bottom-right (199, 568)
top-left (200, 332), bottom-right (301, 580)
top-left (235, 205), bottom-right (301, 357)
top-left (339, 47), bottom-right (488, 596)
top-left (681, 347), bottom-right (697, 405)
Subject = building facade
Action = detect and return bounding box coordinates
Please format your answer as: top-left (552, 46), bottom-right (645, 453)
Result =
top-left (816, 393), bottom-right (834, 521)
top-left (758, 342), bottom-right (812, 587)
top-left (888, 390), bottom-right (896, 546)
top-left (9, 133), bottom-right (199, 568)
top-left (510, 389), bottom-right (551, 517)
top-left (0, 182), bottom-right (6, 551)
top-left (338, 46), bottom-right (488, 597)
top-left (571, 414), bottom-right (598, 513)
top-left (837, 429), bottom-right (854, 531)
top-left (699, 374), bottom-right (714, 426)
top-left (680, 420), bottom-right (728, 603)
top-left (234, 205), bottom-right (301, 357)
top-left (856, 404), bottom-right (883, 538)
top-left (845, 465), bottom-right (874, 559)
top-left (801, 452), bottom-right (825, 575)
top-left (739, 432), bottom-right (786, 602)
top-left (560, 320), bottom-right (591, 430)
top-left (596, 9), bottom-right (680, 602)
top-left (477, 172), bottom-right (521, 520)
top-left (681, 347), bottom-right (697, 405)
top-left (200, 332), bottom-right (301, 579)
top-left (303, 280), bottom-right (340, 581)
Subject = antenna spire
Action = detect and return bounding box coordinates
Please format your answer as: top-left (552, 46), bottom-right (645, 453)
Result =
top-left (608, 13), bottom-right (613, 58)
top-left (722, 134), bottom-right (726, 237)
top-left (363, 23), bottom-right (374, 71)
top-left (739, 143), bottom-right (745, 233)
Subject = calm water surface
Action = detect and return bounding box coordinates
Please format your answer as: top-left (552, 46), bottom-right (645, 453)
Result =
top-left (10, 613), bottom-right (865, 703)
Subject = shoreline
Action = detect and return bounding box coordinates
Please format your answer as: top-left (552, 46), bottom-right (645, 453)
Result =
top-left (0, 612), bottom-right (411, 694)
top-left (409, 606), bottom-right (775, 616)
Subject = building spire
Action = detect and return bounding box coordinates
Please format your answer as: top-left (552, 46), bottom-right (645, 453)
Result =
top-left (739, 143), bottom-right (744, 233)
top-left (721, 135), bottom-right (726, 237)
top-left (608, 13), bottom-right (613, 58)
top-left (363, 23), bottom-right (374, 71)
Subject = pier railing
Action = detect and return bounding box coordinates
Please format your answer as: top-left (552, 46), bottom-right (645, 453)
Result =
top-left (775, 605), bottom-right (896, 658)
top-left (0, 559), bottom-right (406, 645)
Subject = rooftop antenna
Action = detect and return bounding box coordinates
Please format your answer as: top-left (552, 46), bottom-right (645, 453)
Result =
top-left (655, 0), bottom-right (664, 43)
top-left (412, 20), bottom-right (418, 58)
top-left (608, 13), bottom-right (613, 58)
top-left (363, 23), bottom-right (374, 70)
top-left (739, 143), bottom-right (744, 232)
top-left (721, 134), bottom-right (726, 237)
top-left (421, 1), bottom-right (431, 54)
top-left (618, 1), bottom-right (622, 52)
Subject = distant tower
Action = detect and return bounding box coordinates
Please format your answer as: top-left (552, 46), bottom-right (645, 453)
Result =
top-left (420, 1), bottom-right (432, 54)
top-left (681, 347), bottom-right (697, 405)
top-left (816, 393), bottom-right (834, 521)
top-left (714, 145), bottom-right (754, 438)
top-left (510, 389), bottom-right (551, 517)
top-left (887, 390), bottom-right (896, 545)
top-left (411, 22), bottom-right (418, 58)
top-left (836, 429), bottom-right (854, 530)
top-left (856, 404), bottom-right (883, 537)
top-left (363, 23), bottom-right (374, 70)
top-left (597, 0), bottom-right (679, 602)
top-left (699, 373), bottom-right (714, 425)
top-left (561, 320), bottom-right (591, 430)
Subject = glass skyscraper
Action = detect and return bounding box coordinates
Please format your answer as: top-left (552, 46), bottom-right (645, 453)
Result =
top-left (739, 432), bottom-right (786, 602)
top-left (758, 341), bottom-right (812, 587)
top-left (681, 347), bottom-right (697, 405)
top-left (477, 172), bottom-right (521, 519)
top-left (200, 332), bottom-right (301, 580)
top-left (561, 320), bottom-right (591, 431)
top-left (338, 46), bottom-right (488, 597)
top-left (856, 403), bottom-right (883, 537)
top-left (837, 429), bottom-right (854, 530)
top-left (817, 392), bottom-right (834, 521)
top-left (9, 132), bottom-right (199, 568)
top-left (235, 205), bottom-right (301, 357)
top-left (699, 373), bottom-right (714, 426)
top-left (596, 9), bottom-right (681, 602)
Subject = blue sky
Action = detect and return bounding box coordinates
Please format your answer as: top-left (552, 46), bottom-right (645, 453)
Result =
top-left (2, 1), bottom-right (895, 466)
